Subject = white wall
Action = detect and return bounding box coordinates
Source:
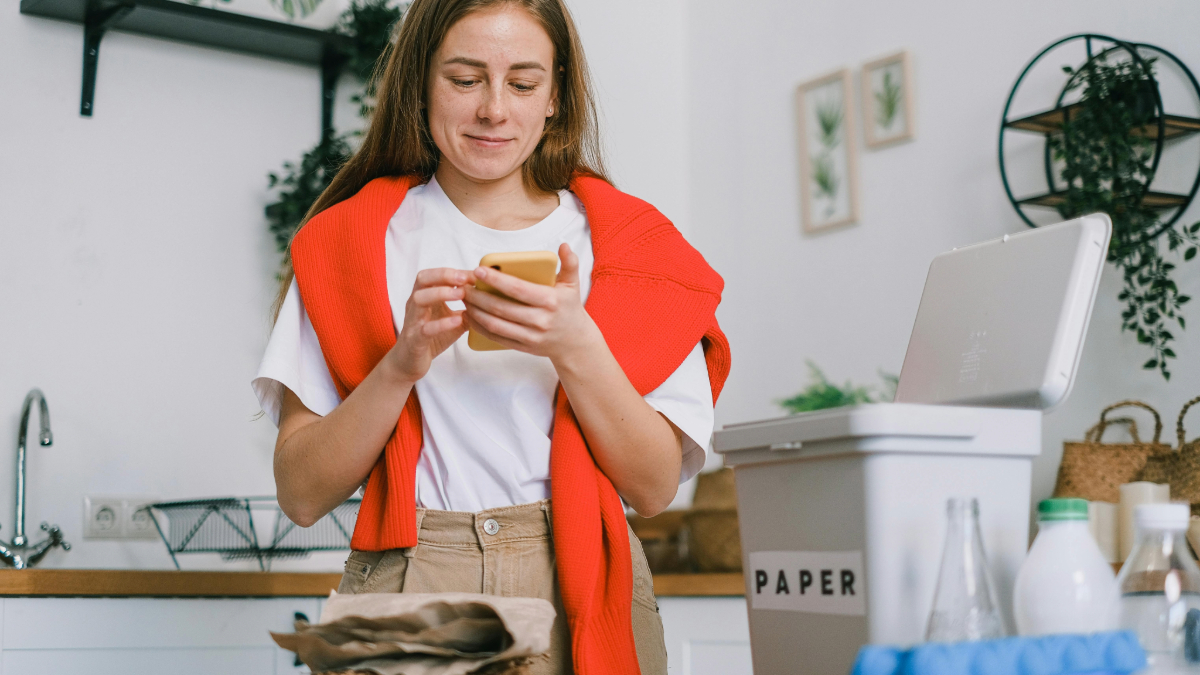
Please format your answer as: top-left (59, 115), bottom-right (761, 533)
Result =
top-left (0, 0), bottom-right (689, 569)
top-left (569, 0), bottom-right (690, 230)
top-left (686, 1), bottom-right (1200, 510)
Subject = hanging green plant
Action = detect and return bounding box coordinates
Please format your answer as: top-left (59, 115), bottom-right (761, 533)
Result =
top-left (265, 133), bottom-right (351, 255)
top-left (335, 0), bottom-right (408, 119)
top-left (264, 0), bottom-right (407, 264)
top-left (1047, 52), bottom-right (1200, 380)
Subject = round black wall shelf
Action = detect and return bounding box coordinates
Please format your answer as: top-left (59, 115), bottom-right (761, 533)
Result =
top-left (998, 33), bottom-right (1200, 253)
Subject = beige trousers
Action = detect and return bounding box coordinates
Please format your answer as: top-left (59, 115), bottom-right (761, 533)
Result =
top-left (336, 499), bottom-right (668, 675)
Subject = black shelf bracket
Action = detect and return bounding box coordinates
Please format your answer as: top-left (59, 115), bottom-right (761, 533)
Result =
top-left (81, 2), bottom-right (132, 116)
top-left (23, 0), bottom-right (351, 128)
top-left (320, 43), bottom-right (348, 139)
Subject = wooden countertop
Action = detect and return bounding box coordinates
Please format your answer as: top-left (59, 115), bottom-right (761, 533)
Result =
top-left (0, 570), bottom-right (343, 597)
top-left (0, 569), bottom-right (746, 598)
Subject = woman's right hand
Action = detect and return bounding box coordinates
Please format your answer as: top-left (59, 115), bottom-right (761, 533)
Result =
top-left (384, 268), bottom-right (471, 384)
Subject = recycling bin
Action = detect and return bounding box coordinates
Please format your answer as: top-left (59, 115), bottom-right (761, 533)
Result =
top-left (714, 402), bottom-right (1041, 675)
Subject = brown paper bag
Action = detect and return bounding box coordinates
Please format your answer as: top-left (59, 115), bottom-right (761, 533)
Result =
top-left (272, 591), bottom-right (555, 675)
top-left (1138, 396), bottom-right (1200, 515)
top-left (1053, 400), bottom-right (1172, 503)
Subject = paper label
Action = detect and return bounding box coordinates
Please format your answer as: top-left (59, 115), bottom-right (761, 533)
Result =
top-left (747, 550), bottom-right (866, 615)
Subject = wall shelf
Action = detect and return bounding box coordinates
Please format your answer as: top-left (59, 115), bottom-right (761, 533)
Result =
top-left (1017, 190), bottom-right (1190, 210)
top-left (19, 0), bottom-right (350, 134)
top-left (1006, 104), bottom-right (1200, 141)
top-left (998, 34), bottom-right (1200, 249)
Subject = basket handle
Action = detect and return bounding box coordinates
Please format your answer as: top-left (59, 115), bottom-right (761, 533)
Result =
top-left (1087, 400), bottom-right (1162, 444)
top-left (1176, 396), bottom-right (1200, 450)
top-left (1101, 417), bottom-right (1141, 444)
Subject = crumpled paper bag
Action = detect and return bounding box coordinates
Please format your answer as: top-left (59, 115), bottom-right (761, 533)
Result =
top-left (271, 591), bottom-right (556, 675)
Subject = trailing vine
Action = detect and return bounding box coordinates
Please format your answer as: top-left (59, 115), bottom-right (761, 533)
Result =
top-left (264, 0), bottom-right (407, 267)
top-left (1048, 51), bottom-right (1199, 380)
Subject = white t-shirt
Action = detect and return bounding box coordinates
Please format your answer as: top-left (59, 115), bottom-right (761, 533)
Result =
top-left (253, 177), bottom-right (714, 512)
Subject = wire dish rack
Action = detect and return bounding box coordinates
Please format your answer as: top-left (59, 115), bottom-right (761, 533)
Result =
top-left (146, 496), bottom-right (360, 571)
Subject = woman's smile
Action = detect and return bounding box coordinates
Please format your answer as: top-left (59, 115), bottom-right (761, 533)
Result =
top-left (465, 133), bottom-right (515, 149)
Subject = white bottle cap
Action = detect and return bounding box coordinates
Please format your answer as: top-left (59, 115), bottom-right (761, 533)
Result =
top-left (1135, 502), bottom-right (1190, 531)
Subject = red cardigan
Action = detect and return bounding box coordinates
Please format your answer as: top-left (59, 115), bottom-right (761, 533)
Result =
top-left (291, 173), bottom-right (730, 674)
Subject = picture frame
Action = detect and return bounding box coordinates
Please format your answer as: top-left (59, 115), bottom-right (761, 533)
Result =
top-left (796, 68), bottom-right (860, 233)
top-left (861, 50), bottom-right (915, 148)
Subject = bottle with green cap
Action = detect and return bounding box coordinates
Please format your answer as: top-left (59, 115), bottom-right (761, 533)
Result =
top-left (1012, 497), bottom-right (1118, 635)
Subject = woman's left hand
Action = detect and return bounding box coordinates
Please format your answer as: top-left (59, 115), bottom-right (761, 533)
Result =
top-left (463, 243), bottom-right (602, 362)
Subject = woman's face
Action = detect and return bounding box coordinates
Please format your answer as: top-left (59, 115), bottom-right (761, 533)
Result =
top-left (428, 4), bottom-right (556, 186)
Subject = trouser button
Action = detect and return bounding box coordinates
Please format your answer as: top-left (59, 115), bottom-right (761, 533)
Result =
top-left (483, 518), bottom-right (500, 535)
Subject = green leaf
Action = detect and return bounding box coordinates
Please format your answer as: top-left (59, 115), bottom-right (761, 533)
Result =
top-left (1164, 348), bottom-right (1177, 357)
top-left (778, 361), bottom-right (879, 414)
top-left (1144, 359), bottom-right (1159, 369)
top-left (1180, 295), bottom-right (1192, 305)
top-left (1186, 247), bottom-right (1197, 261)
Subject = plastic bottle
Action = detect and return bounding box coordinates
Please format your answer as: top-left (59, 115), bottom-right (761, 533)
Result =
top-left (1116, 502), bottom-right (1200, 673)
top-left (1013, 497), bottom-right (1118, 635)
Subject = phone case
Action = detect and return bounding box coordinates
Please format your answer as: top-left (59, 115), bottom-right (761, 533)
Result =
top-left (467, 250), bottom-right (559, 351)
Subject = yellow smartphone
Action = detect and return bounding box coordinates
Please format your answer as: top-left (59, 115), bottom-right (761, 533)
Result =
top-left (467, 250), bottom-right (559, 351)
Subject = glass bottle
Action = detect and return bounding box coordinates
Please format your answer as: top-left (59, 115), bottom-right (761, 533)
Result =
top-left (1116, 503), bottom-right (1200, 673)
top-left (925, 497), bottom-right (1007, 641)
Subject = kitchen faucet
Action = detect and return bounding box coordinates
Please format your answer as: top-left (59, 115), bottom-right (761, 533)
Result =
top-left (0, 389), bottom-right (70, 568)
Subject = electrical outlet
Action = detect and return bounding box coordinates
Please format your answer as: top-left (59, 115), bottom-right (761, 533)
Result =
top-left (83, 496), bottom-right (122, 539)
top-left (123, 498), bottom-right (161, 540)
top-left (83, 496), bottom-right (160, 540)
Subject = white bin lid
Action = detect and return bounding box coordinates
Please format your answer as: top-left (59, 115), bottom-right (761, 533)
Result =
top-left (894, 214), bottom-right (1110, 410)
top-left (714, 403), bottom-right (1040, 464)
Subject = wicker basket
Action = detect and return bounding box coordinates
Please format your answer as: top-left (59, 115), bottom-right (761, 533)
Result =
top-left (1138, 396), bottom-right (1200, 515)
top-left (684, 468), bottom-right (742, 572)
top-left (1053, 400), bottom-right (1172, 503)
top-left (683, 509), bottom-right (741, 572)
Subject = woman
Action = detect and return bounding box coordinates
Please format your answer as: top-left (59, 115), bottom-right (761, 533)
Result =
top-left (252, 0), bottom-right (730, 672)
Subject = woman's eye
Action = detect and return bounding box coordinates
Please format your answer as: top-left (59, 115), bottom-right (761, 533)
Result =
top-left (452, 78), bottom-right (478, 87)
top-left (511, 83), bottom-right (536, 93)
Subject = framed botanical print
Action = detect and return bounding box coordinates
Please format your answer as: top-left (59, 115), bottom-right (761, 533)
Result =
top-left (862, 50), bottom-right (915, 148)
top-left (796, 68), bottom-right (860, 232)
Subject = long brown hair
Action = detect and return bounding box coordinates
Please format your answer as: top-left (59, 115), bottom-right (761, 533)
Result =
top-left (272, 0), bottom-right (608, 321)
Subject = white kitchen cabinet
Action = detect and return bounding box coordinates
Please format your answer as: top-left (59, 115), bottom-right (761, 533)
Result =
top-left (0, 594), bottom-right (749, 674)
top-left (659, 597), bottom-right (752, 675)
top-left (0, 597), bottom-right (321, 675)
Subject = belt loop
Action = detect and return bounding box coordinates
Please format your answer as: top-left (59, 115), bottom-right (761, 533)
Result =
top-left (540, 499), bottom-right (552, 534)
top-left (402, 508), bottom-right (427, 559)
